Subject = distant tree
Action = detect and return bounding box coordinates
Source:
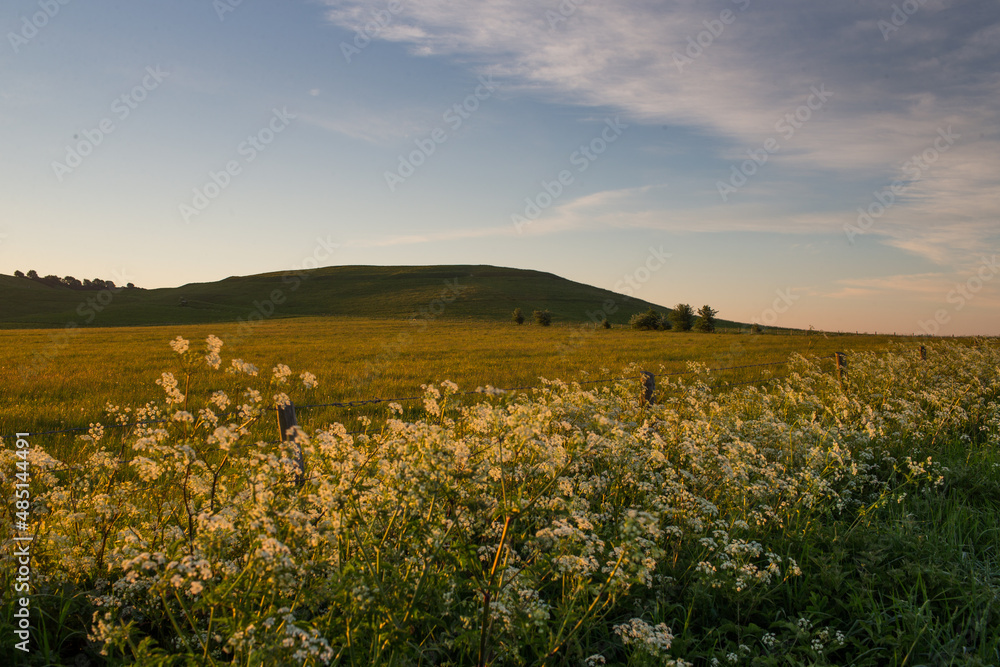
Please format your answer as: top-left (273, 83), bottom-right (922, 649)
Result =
top-left (630, 308), bottom-right (664, 331)
top-left (750, 323), bottom-right (762, 334)
top-left (602, 318), bottom-right (611, 329)
top-left (61, 276), bottom-right (83, 289)
top-left (126, 282), bottom-right (136, 289)
top-left (90, 278), bottom-right (107, 290)
top-left (41, 274), bottom-right (61, 287)
top-left (695, 305), bottom-right (718, 332)
top-left (533, 309), bottom-right (551, 326)
top-left (82, 278), bottom-right (94, 289)
top-left (26, 270), bottom-right (38, 280)
top-left (13, 270), bottom-right (24, 278)
top-left (669, 303), bottom-right (694, 331)
top-left (105, 280), bottom-right (116, 290)
top-left (512, 307), bottom-right (525, 325)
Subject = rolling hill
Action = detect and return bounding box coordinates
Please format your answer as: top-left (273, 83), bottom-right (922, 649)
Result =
top-left (0, 265), bottom-right (742, 329)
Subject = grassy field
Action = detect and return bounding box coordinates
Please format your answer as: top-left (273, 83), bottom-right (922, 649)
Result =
top-left (0, 265), bottom-right (704, 329)
top-left (1, 317), bottom-right (919, 444)
top-left (1, 333), bottom-right (997, 666)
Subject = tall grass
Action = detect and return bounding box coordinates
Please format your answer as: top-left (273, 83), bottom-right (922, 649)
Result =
top-left (1, 336), bottom-right (997, 665)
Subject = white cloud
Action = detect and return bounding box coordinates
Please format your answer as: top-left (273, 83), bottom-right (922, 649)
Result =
top-left (321, 0), bottom-right (1000, 266)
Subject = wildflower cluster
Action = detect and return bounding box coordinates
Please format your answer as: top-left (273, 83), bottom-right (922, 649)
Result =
top-left (1, 339), bottom-right (998, 664)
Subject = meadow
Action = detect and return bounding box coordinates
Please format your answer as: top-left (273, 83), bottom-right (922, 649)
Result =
top-left (1, 320), bottom-right (998, 666)
top-left (2, 317), bottom-right (903, 442)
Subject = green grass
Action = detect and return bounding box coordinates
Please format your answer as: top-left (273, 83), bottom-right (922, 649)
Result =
top-left (0, 265), bottom-right (733, 329)
top-left (0, 316), bottom-right (917, 444)
top-left (2, 339), bottom-right (997, 666)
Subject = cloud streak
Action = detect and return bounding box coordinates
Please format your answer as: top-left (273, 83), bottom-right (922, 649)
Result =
top-left (322, 0), bottom-right (1000, 267)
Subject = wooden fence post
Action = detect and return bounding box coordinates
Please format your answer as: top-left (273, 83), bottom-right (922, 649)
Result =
top-left (640, 371), bottom-right (655, 406)
top-left (277, 401), bottom-right (306, 484)
top-left (834, 352), bottom-right (846, 385)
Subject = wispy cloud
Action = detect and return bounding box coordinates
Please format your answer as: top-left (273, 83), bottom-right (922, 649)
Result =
top-left (321, 0), bottom-right (1000, 265)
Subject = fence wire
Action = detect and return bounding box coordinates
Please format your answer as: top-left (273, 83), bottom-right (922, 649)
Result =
top-left (3, 352), bottom-right (849, 439)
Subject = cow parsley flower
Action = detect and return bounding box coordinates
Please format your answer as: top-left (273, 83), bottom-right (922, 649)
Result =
top-left (169, 336), bottom-right (189, 354)
top-left (273, 364), bottom-right (292, 384)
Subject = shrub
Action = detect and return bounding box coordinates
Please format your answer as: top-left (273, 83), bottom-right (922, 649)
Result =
top-left (512, 308), bottom-right (525, 325)
top-left (630, 308), bottom-right (664, 331)
top-left (669, 303), bottom-right (694, 331)
top-left (602, 318), bottom-right (611, 329)
top-left (533, 309), bottom-right (552, 326)
top-left (695, 305), bottom-right (718, 332)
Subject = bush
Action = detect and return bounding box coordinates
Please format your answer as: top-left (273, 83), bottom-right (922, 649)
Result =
top-left (533, 309), bottom-right (552, 326)
top-left (630, 308), bottom-right (664, 331)
top-left (695, 305), bottom-right (718, 333)
top-left (512, 308), bottom-right (525, 325)
top-left (750, 323), bottom-right (762, 334)
top-left (669, 303), bottom-right (694, 331)
top-left (602, 318), bottom-right (611, 329)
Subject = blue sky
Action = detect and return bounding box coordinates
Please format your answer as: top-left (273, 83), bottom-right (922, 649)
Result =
top-left (2, 0), bottom-right (997, 334)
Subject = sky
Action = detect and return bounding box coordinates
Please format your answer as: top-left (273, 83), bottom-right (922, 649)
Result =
top-left (1, 0), bottom-right (998, 335)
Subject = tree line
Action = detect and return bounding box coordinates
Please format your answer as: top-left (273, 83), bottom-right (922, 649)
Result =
top-left (629, 304), bottom-right (718, 332)
top-left (12, 269), bottom-right (137, 290)
top-left (508, 304), bottom-right (719, 332)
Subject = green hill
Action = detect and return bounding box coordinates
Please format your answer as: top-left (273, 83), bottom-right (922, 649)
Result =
top-left (0, 265), bottom-right (741, 329)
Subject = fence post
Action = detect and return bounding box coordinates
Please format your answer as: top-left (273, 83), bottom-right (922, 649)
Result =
top-left (834, 352), bottom-right (846, 386)
top-left (919, 345), bottom-right (927, 361)
top-left (640, 371), bottom-right (655, 406)
top-left (277, 401), bottom-right (306, 484)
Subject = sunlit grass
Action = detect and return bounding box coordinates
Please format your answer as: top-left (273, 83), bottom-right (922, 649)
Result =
top-left (1, 333), bottom-right (996, 665)
top-left (1, 316), bottom-right (916, 441)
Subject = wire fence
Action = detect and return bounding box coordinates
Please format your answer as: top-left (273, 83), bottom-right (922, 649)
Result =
top-left (3, 350), bottom-right (842, 442)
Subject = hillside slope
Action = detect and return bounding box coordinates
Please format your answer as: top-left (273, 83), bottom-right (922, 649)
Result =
top-left (0, 265), bottom-right (739, 329)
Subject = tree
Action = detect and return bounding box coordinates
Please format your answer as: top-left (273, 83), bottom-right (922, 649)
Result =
top-left (62, 276), bottom-right (83, 289)
top-left (669, 303), bottom-right (694, 331)
top-left (26, 270), bottom-right (38, 280)
top-left (695, 305), bottom-right (718, 332)
top-left (533, 309), bottom-right (552, 326)
top-left (13, 270), bottom-right (24, 278)
top-left (512, 308), bottom-right (525, 325)
top-left (630, 308), bottom-right (664, 331)
top-left (750, 323), bottom-right (762, 334)
top-left (602, 318), bottom-right (611, 329)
